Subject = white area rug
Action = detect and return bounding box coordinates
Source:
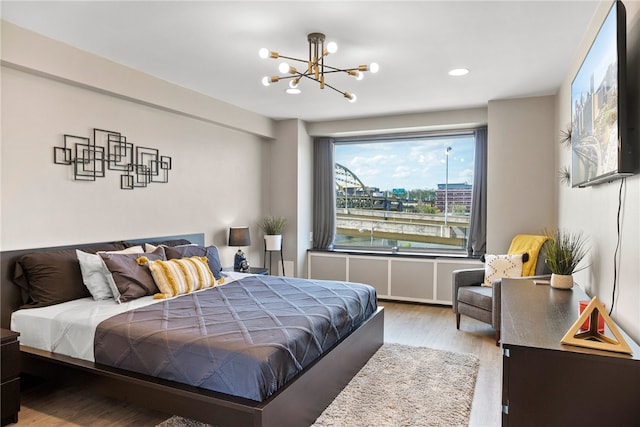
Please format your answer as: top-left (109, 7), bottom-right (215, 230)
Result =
top-left (157, 343), bottom-right (480, 427)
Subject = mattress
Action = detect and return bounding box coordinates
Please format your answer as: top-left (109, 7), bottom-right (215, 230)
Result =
top-left (11, 293), bottom-right (160, 361)
top-left (94, 275), bottom-right (377, 401)
top-left (13, 274), bottom-right (377, 402)
top-left (10, 271), bottom-right (247, 361)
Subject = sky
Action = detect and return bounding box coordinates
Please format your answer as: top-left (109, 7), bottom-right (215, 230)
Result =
top-left (571, 2), bottom-right (617, 99)
top-left (335, 134), bottom-right (475, 191)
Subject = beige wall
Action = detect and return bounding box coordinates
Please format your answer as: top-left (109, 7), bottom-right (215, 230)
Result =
top-left (487, 95), bottom-right (557, 252)
top-left (555, 1), bottom-right (640, 342)
top-left (0, 22), bottom-right (271, 270)
top-left (0, 22), bottom-right (274, 139)
top-left (266, 119), bottom-right (313, 276)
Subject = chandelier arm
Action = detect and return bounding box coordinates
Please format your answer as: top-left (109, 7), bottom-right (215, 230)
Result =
top-left (275, 55), bottom-right (309, 64)
top-left (271, 71), bottom-right (316, 84)
top-left (320, 69), bottom-right (358, 75)
top-left (272, 75), bottom-right (300, 81)
top-left (283, 71), bottom-right (354, 91)
top-left (322, 81), bottom-right (347, 95)
top-left (297, 72), bottom-right (315, 80)
top-left (296, 73), bottom-right (321, 85)
top-left (320, 65), bottom-right (365, 73)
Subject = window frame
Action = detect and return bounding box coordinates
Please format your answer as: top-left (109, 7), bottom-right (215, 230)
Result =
top-left (332, 129), bottom-right (477, 256)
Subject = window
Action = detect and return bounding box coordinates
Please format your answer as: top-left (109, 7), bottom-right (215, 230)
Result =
top-left (334, 131), bottom-right (476, 253)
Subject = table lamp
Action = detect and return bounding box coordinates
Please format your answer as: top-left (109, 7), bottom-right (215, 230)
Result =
top-left (229, 226), bottom-right (251, 272)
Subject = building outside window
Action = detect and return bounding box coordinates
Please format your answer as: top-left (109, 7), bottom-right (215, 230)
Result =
top-left (334, 132), bottom-right (475, 253)
top-left (435, 183), bottom-right (473, 213)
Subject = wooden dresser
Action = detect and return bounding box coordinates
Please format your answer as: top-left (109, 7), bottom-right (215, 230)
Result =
top-left (500, 279), bottom-right (640, 426)
top-left (1, 329), bottom-right (20, 426)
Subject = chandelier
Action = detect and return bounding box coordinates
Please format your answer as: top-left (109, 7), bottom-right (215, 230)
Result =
top-left (259, 32), bottom-right (379, 103)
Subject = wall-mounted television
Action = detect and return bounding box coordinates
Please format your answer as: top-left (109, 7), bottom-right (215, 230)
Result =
top-left (571, 0), bottom-right (637, 187)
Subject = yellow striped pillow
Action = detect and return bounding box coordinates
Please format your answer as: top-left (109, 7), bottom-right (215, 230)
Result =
top-left (137, 256), bottom-right (217, 298)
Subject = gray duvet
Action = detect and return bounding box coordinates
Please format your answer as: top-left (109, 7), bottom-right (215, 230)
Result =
top-left (94, 275), bottom-right (377, 401)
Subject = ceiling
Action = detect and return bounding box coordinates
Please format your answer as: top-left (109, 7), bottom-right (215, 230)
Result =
top-left (1, 1), bottom-right (601, 122)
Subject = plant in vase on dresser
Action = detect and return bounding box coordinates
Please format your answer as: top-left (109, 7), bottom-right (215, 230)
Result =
top-left (542, 228), bottom-right (589, 289)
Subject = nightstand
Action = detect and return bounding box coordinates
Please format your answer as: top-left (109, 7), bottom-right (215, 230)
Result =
top-left (223, 267), bottom-right (269, 275)
top-left (1, 329), bottom-right (20, 426)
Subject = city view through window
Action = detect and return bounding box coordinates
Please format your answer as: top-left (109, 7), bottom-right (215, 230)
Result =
top-left (334, 133), bottom-right (475, 252)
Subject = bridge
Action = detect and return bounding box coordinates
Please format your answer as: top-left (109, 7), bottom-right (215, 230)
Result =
top-left (335, 163), bottom-right (417, 211)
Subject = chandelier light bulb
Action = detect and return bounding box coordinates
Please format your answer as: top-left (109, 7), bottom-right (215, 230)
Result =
top-left (261, 76), bottom-right (279, 86)
top-left (355, 71), bottom-right (364, 81)
top-left (289, 79), bottom-right (299, 89)
top-left (348, 93), bottom-right (357, 103)
top-left (278, 62), bottom-right (290, 74)
top-left (259, 48), bottom-right (270, 59)
top-left (326, 41), bottom-right (338, 54)
top-left (369, 62), bottom-right (380, 73)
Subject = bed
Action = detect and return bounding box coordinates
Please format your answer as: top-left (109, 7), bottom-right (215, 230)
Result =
top-left (0, 233), bottom-right (384, 427)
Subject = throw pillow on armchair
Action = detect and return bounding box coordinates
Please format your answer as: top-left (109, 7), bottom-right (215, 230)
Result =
top-left (482, 254), bottom-right (524, 287)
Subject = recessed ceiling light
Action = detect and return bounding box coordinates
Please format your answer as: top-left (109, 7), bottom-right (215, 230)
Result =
top-left (448, 68), bottom-right (470, 76)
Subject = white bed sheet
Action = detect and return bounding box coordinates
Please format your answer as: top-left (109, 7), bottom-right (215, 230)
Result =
top-left (11, 295), bottom-right (162, 362)
top-left (10, 272), bottom-right (248, 362)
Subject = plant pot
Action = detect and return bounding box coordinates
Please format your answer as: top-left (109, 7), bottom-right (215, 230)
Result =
top-left (264, 234), bottom-right (282, 251)
top-left (550, 273), bottom-right (574, 290)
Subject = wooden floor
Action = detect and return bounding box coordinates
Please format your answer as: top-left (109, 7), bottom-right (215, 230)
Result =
top-left (14, 301), bottom-right (502, 427)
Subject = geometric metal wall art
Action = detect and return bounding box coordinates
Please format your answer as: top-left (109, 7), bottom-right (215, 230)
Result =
top-left (53, 128), bottom-right (172, 190)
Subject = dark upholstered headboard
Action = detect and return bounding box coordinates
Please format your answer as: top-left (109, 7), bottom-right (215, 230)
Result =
top-left (0, 233), bottom-right (205, 329)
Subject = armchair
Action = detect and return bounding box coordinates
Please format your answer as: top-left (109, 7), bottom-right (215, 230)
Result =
top-left (452, 236), bottom-right (551, 344)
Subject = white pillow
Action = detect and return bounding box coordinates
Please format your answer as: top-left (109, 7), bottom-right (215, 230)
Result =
top-left (144, 243), bottom-right (158, 252)
top-left (483, 254), bottom-right (523, 287)
top-left (76, 246), bottom-right (144, 300)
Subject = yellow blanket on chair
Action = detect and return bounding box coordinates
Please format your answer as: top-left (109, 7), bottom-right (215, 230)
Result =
top-left (508, 234), bottom-right (549, 276)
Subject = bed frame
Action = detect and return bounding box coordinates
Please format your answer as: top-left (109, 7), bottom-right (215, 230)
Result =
top-left (0, 234), bottom-right (384, 427)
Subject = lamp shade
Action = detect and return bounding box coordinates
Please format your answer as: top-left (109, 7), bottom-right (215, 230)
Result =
top-left (229, 227), bottom-right (251, 247)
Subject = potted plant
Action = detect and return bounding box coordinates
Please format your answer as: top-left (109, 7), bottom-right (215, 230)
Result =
top-left (542, 228), bottom-right (589, 289)
top-left (261, 215), bottom-right (287, 251)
